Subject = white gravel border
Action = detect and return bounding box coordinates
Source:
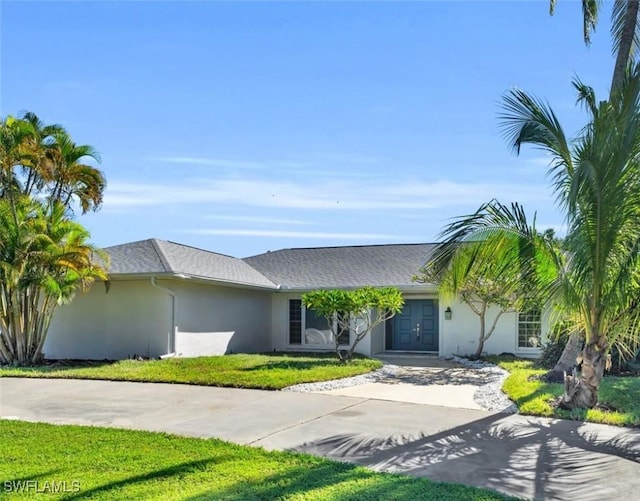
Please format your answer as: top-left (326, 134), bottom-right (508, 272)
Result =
top-left (281, 364), bottom-right (403, 393)
top-left (450, 356), bottom-right (518, 413)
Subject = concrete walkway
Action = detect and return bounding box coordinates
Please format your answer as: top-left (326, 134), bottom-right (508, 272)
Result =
top-left (316, 357), bottom-right (490, 409)
top-left (297, 354), bottom-right (508, 411)
top-left (2, 377), bottom-right (640, 500)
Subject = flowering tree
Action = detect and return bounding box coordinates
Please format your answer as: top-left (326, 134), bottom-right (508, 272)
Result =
top-left (302, 286), bottom-right (404, 362)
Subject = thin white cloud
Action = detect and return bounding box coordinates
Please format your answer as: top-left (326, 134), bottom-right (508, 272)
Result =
top-left (316, 152), bottom-right (383, 164)
top-left (105, 177), bottom-right (551, 212)
top-left (150, 157), bottom-right (266, 169)
top-left (185, 229), bottom-right (403, 240)
top-left (527, 156), bottom-right (554, 167)
top-left (204, 215), bottom-right (312, 225)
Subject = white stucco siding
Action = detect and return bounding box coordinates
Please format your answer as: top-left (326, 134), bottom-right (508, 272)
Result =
top-left (44, 280), bottom-right (170, 360)
top-left (172, 281), bottom-right (271, 355)
top-left (45, 279), bottom-right (272, 360)
top-left (271, 292), bottom-right (547, 359)
top-left (271, 293), bottom-right (292, 352)
top-left (438, 297), bottom-right (547, 358)
top-left (369, 319), bottom-right (386, 355)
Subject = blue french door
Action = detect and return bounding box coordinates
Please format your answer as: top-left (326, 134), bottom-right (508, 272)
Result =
top-left (392, 299), bottom-right (439, 351)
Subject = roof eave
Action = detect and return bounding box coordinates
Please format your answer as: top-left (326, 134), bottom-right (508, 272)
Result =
top-left (276, 283), bottom-right (438, 293)
top-left (105, 272), bottom-right (279, 291)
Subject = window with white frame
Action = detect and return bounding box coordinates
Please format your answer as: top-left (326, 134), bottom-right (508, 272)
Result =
top-left (518, 309), bottom-right (541, 348)
top-left (289, 299), bottom-right (302, 344)
top-left (288, 299), bottom-right (350, 346)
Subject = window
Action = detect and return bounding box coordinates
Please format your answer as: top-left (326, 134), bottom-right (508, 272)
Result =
top-left (518, 309), bottom-right (541, 348)
top-left (289, 299), bottom-right (302, 344)
top-left (288, 300), bottom-right (351, 346)
top-left (305, 307), bottom-right (332, 344)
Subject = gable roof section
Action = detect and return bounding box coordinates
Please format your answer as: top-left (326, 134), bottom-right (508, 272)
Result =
top-left (105, 239), bottom-right (278, 289)
top-left (243, 243), bottom-right (437, 289)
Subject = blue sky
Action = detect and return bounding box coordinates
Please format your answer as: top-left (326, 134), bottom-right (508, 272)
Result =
top-left (1, 1), bottom-right (616, 257)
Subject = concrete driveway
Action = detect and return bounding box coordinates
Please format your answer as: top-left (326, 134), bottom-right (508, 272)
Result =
top-left (2, 377), bottom-right (640, 501)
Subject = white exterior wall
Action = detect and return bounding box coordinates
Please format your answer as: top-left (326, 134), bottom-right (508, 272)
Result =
top-left (45, 279), bottom-right (547, 361)
top-left (44, 278), bottom-right (272, 360)
top-left (369, 319), bottom-right (386, 355)
top-left (269, 291), bottom-right (543, 358)
top-left (44, 280), bottom-right (171, 360)
top-left (172, 280), bottom-right (271, 355)
top-left (438, 296), bottom-right (546, 358)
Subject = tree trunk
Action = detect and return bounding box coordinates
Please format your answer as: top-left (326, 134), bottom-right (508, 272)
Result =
top-left (472, 337), bottom-right (485, 360)
top-left (544, 330), bottom-right (583, 382)
top-left (558, 341), bottom-right (608, 409)
top-left (611, 0), bottom-right (640, 94)
top-left (470, 309), bottom-right (487, 360)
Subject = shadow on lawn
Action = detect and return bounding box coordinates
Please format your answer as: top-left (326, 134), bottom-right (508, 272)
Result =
top-left (1, 468), bottom-right (62, 486)
top-left (510, 380), bottom-right (563, 410)
top-left (0, 360), bottom-right (115, 375)
top-left (243, 359), bottom-right (348, 371)
top-left (287, 414), bottom-right (640, 501)
top-left (58, 458), bottom-right (230, 500)
top-left (182, 462), bottom-right (509, 501)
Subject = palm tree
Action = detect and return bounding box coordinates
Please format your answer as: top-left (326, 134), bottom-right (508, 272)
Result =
top-left (45, 130), bottom-right (105, 214)
top-left (0, 113), bottom-right (105, 215)
top-left (0, 111), bottom-right (107, 366)
top-left (17, 112), bottom-right (65, 198)
top-left (418, 235), bottom-right (546, 360)
top-left (610, 1), bottom-right (640, 91)
top-left (0, 198), bottom-right (107, 365)
top-left (435, 65), bottom-right (640, 409)
top-left (0, 115), bottom-right (36, 201)
top-left (550, 0), bottom-right (640, 93)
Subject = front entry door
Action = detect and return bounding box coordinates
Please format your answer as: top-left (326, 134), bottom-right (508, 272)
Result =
top-left (392, 299), bottom-right (439, 351)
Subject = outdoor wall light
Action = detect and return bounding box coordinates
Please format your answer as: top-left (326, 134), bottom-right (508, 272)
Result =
top-left (444, 307), bottom-right (452, 320)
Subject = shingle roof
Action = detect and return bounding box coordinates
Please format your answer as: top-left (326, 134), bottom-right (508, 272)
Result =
top-left (105, 239), bottom-right (278, 289)
top-left (243, 243), bottom-right (437, 289)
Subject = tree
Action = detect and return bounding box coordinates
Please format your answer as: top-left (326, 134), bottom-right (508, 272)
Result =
top-left (416, 241), bottom-right (533, 360)
top-left (437, 66), bottom-right (640, 409)
top-left (545, 1), bottom-right (640, 375)
top-left (549, 0), bottom-right (640, 93)
top-left (0, 199), bottom-right (108, 365)
top-left (503, 68), bottom-right (640, 407)
top-left (544, 328), bottom-right (585, 382)
top-left (302, 287), bottom-right (404, 362)
top-left (46, 130), bottom-right (105, 214)
top-left (0, 112), bottom-right (107, 366)
top-left (0, 112), bottom-right (105, 215)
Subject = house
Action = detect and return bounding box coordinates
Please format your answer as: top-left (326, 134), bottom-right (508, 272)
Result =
top-left (43, 239), bottom-right (546, 360)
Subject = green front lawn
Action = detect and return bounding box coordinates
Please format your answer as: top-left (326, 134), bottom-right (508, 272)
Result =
top-left (0, 420), bottom-right (515, 500)
top-left (0, 353), bottom-right (382, 390)
top-left (496, 359), bottom-right (640, 427)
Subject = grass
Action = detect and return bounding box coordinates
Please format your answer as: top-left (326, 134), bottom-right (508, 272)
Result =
top-left (0, 420), bottom-right (516, 500)
top-left (0, 352), bottom-right (383, 390)
top-left (492, 357), bottom-right (640, 427)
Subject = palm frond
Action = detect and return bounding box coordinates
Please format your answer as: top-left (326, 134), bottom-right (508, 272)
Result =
top-left (611, 0), bottom-right (640, 59)
top-left (582, 0), bottom-right (601, 44)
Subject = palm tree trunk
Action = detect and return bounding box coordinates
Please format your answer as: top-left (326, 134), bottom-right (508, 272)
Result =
top-left (559, 339), bottom-right (608, 409)
top-left (611, 0), bottom-right (640, 94)
top-left (544, 330), bottom-right (583, 382)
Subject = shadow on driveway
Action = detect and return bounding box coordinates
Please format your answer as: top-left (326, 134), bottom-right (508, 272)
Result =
top-left (293, 413), bottom-right (640, 501)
